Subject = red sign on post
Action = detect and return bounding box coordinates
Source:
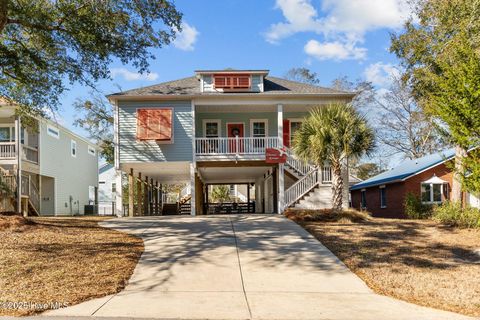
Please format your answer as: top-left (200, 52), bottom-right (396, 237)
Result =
top-left (265, 148), bottom-right (287, 164)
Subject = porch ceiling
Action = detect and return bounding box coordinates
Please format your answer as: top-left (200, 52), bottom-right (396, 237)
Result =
top-left (198, 166), bottom-right (271, 184)
top-left (120, 161), bottom-right (190, 183)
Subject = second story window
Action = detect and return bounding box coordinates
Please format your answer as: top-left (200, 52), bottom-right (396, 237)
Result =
top-left (88, 146), bottom-right (96, 156)
top-left (213, 74), bottom-right (251, 90)
top-left (203, 120), bottom-right (220, 138)
top-left (71, 140), bottom-right (77, 157)
top-left (47, 125), bottom-right (60, 139)
top-left (251, 120), bottom-right (267, 138)
top-left (137, 108), bottom-right (173, 142)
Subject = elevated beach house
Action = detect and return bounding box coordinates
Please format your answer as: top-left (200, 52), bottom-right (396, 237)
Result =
top-left (108, 70), bottom-right (355, 216)
top-left (0, 100), bottom-right (99, 216)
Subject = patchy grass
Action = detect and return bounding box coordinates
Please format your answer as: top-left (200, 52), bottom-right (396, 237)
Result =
top-left (0, 216), bottom-right (143, 316)
top-left (293, 216), bottom-right (480, 317)
top-left (285, 208), bottom-right (371, 223)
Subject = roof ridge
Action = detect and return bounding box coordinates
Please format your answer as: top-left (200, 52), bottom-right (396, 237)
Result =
top-left (265, 76), bottom-right (354, 95)
top-left (109, 75), bottom-right (197, 96)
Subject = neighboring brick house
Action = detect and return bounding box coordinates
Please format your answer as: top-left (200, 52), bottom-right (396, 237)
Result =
top-left (350, 149), bottom-right (479, 218)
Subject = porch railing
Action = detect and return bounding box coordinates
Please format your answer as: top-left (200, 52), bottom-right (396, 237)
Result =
top-left (0, 142), bottom-right (15, 159)
top-left (195, 137), bottom-right (279, 155)
top-left (321, 166), bottom-right (332, 183)
top-left (23, 145), bottom-right (39, 163)
top-left (0, 142), bottom-right (38, 163)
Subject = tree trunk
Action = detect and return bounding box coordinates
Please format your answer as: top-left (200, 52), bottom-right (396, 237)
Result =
top-left (330, 161), bottom-right (343, 211)
top-left (0, 0), bottom-right (7, 33)
top-left (451, 145), bottom-right (467, 204)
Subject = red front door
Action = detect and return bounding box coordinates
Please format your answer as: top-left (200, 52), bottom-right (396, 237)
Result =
top-left (227, 123), bottom-right (244, 153)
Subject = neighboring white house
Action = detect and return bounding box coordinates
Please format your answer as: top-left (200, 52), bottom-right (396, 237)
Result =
top-left (97, 163), bottom-right (116, 215)
top-left (0, 101), bottom-right (99, 216)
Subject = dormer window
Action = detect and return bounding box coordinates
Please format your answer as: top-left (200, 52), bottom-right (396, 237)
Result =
top-left (213, 74), bottom-right (251, 90)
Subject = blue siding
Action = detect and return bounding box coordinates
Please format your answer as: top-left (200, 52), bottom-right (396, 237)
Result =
top-left (118, 100), bottom-right (193, 162)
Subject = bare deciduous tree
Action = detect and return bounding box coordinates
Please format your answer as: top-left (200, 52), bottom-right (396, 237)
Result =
top-left (375, 77), bottom-right (447, 160)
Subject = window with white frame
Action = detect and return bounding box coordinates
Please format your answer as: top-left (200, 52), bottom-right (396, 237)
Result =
top-left (88, 146), bottom-right (96, 156)
top-left (0, 126), bottom-right (12, 142)
top-left (380, 186), bottom-right (387, 208)
top-left (290, 120), bottom-right (303, 145)
top-left (251, 120), bottom-right (267, 137)
top-left (71, 140), bottom-right (77, 157)
top-left (47, 125), bottom-right (60, 139)
top-left (421, 175), bottom-right (447, 204)
top-left (203, 120), bottom-right (221, 138)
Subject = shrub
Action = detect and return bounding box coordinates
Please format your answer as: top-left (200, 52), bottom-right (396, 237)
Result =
top-left (284, 208), bottom-right (371, 223)
top-left (432, 201), bottom-right (480, 228)
top-left (404, 192), bottom-right (432, 219)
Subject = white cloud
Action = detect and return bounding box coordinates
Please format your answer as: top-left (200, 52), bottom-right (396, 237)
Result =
top-left (363, 62), bottom-right (400, 87)
top-left (304, 39), bottom-right (367, 61)
top-left (173, 22), bottom-right (199, 51)
top-left (110, 68), bottom-right (159, 82)
top-left (265, 0), bottom-right (412, 60)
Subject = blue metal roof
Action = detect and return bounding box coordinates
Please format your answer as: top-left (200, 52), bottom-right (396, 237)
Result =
top-left (350, 148), bottom-right (456, 191)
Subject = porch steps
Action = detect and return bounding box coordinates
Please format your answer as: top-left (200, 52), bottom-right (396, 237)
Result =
top-left (293, 185), bottom-right (332, 210)
top-left (179, 202), bottom-right (191, 215)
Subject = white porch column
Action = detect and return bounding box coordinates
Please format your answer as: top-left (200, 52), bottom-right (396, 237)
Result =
top-left (113, 101), bottom-right (123, 217)
top-left (277, 104), bottom-right (285, 213)
top-left (277, 104), bottom-right (283, 147)
top-left (278, 164), bottom-right (285, 213)
top-left (15, 116), bottom-right (22, 215)
top-left (191, 100), bottom-right (196, 216)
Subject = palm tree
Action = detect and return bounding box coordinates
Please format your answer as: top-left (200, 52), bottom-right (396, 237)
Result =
top-left (293, 103), bottom-right (375, 211)
top-left (210, 185), bottom-right (231, 203)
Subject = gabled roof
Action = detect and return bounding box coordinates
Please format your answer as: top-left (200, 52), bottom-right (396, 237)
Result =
top-left (350, 148), bottom-right (456, 191)
top-left (107, 76), bottom-right (354, 99)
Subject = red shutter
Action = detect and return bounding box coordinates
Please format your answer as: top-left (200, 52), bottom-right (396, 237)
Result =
top-left (283, 119), bottom-right (290, 147)
top-left (213, 74), bottom-right (251, 89)
top-left (137, 108), bottom-right (173, 141)
top-left (137, 109), bottom-right (149, 140)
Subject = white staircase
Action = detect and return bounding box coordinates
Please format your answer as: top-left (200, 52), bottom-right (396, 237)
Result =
top-left (283, 147), bottom-right (331, 210)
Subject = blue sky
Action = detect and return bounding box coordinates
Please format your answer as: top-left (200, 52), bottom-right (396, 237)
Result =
top-left (60, 0), bottom-right (411, 138)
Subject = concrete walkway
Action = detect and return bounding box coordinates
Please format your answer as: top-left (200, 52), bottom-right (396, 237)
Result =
top-left (43, 215), bottom-right (474, 320)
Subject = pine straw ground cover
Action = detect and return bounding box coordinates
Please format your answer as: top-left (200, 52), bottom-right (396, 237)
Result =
top-left (285, 209), bottom-right (480, 317)
top-left (0, 215), bottom-right (143, 316)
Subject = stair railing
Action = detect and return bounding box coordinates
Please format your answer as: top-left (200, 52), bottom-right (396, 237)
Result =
top-left (284, 168), bottom-right (320, 207)
top-left (284, 147), bottom-right (315, 176)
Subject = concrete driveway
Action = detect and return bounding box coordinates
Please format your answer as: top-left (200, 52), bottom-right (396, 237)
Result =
top-left (45, 215), bottom-right (473, 320)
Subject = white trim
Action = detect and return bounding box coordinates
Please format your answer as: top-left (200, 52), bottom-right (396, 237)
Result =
top-left (421, 182), bottom-right (445, 204)
top-left (249, 119), bottom-right (268, 138)
top-left (0, 124), bottom-right (15, 142)
top-left (225, 122), bottom-right (245, 138)
top-left (202, 119), bottom-right (221, 138)
top-left (47, 125), bottom-right (60, 139)
top-left (277, 104), bottom-right (283, 146)
top-left (288, 118), bottom-right (303, 146)
top-left (191, 100), bottom-right (196, 216)
top-left (71, 139), bottom-right (77, 158)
